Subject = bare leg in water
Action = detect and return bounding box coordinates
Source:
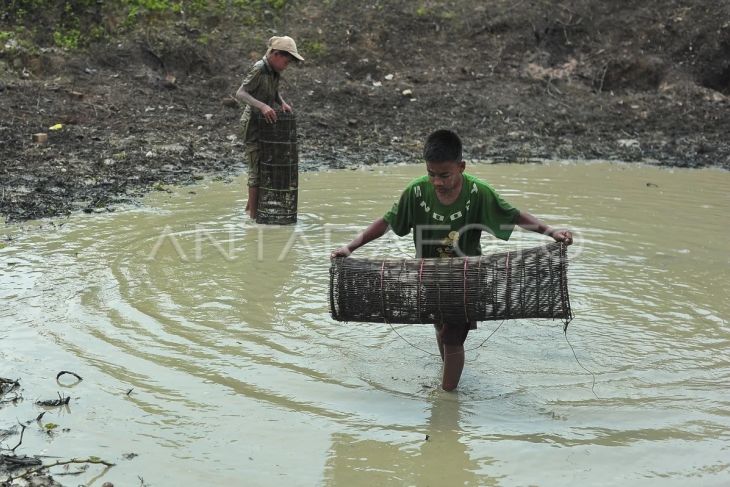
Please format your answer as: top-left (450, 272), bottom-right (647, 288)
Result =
top-left (247, 186), bottom-right (259, 219)
top-left (435, 327), bottom-right (465, 392)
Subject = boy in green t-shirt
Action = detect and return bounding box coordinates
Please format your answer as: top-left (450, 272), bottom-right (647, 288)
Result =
top-left (236, 35), bottom-right (304, 219)
top-left (331, 129), bottom-right (574, 391)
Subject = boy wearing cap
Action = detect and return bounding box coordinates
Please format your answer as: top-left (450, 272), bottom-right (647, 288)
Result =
top-left (331, 129), bottom-right (574, 391)
top-left (236, 35), bottom-right (304, 219)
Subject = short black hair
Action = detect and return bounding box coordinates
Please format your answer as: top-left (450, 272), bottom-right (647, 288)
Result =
top-left (423, 129), bottom-right (462, 162)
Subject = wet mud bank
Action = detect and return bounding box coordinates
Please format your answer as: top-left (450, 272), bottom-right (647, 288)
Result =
top-left (1, 0), bottom-right (729, 223)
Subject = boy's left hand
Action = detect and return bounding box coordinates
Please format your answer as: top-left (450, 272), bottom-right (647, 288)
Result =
top-left (281, 102), bottom-right (293, 113)
top-left (551, 229), bottom-right (574, 246)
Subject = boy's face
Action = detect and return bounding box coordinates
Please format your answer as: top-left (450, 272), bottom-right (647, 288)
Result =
top-left (426, 160), bottom-right (465, 197)
top-left (268, 51), bottom-right (293, 73)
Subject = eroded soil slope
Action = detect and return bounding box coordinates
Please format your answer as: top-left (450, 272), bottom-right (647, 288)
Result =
top-left (1, 0), bottom-right (728, 221)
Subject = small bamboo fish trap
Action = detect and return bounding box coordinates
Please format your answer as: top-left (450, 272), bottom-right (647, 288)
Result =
top-left (330, 242), bottom-right (572, 327)
top-left (255, 111), bottom-right (298, 225)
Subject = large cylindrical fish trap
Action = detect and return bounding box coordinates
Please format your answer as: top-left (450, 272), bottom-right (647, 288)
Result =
top-left (255, 111), bottom-right (298, 225)
top-left (330, 242), bottom-right (572, 326)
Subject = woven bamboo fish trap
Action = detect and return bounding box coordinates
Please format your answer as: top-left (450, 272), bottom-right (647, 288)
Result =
top-left (255, 111), bottom-right (298, 225)
top-left (330, 242), bottom-right (572, 327)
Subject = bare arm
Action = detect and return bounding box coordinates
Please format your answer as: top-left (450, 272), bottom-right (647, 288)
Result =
top-left (235, 84), bottom-right (277, 122)
top-left (515, 211), bottom-right (574, 245)
top-left (276, 92), bottom-right (292, 112)
top-left (331, 217), bottom-right (390, 257)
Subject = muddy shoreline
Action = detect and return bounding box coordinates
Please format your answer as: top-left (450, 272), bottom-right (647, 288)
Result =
top-left (2, 1), bottom-right (729, 223)
top-left (2, 70), bottom-right (727, 225)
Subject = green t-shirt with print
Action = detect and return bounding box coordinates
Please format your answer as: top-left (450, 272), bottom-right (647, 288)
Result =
top-left (383, 173), bottom-right (520, 258)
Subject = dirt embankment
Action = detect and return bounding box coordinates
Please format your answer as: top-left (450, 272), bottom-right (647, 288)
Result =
top-left (1, 0), bottom-right (728, 222)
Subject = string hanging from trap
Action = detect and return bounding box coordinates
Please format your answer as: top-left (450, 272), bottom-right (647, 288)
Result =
top-left (330, 242), bottom-right (596, 394)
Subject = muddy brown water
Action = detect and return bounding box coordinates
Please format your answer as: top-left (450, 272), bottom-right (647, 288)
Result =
top-left (1, 162), bottom-right (729, 486)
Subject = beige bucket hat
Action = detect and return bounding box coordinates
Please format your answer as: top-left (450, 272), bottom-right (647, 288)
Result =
top-left (267, 36), bottom-right (304, 61)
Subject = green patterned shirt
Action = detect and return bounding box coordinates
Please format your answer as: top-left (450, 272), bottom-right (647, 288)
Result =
top-left (383, 173), bottom-right (520, 258)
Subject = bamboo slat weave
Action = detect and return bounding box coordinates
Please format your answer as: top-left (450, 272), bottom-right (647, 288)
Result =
top-left (330, 242), bottom-right (572, 326)
top-left (255, 111), bottom-right (298, 225)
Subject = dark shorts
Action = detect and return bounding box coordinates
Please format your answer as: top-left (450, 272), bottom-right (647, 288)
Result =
top-left (434, 321), bottom-right (476, 346)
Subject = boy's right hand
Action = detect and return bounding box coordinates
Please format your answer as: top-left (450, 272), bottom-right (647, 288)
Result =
top-left (330, 246), bottom-right (352, 259)
top-left (260, 104), bottom-right (277, 123)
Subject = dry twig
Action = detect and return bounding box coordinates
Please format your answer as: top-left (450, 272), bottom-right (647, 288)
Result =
top-left (7, 457), bottom-right (115, 481)
top-left (35, 392), bottom-right (70, 407)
